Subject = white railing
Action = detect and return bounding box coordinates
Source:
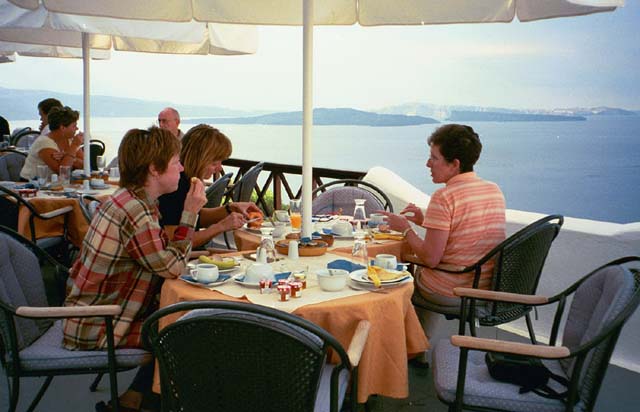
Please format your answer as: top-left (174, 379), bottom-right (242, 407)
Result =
top-left (365, 166), bottom-right (640, 372)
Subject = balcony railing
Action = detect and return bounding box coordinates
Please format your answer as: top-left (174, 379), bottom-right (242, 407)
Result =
top-left (221, 158), bottom-right (366, 213)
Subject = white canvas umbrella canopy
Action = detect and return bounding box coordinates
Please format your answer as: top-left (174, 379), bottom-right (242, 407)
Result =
top-left (0, 39), bottom-right (110, 59)
top-left (11, 0), bottom-right (620, 237)
top-left (1, 0), bottom-right (257, 174)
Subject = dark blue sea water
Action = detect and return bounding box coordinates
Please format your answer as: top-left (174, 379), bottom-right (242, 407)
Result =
top-left (10, 115), bottom-right (640, 223)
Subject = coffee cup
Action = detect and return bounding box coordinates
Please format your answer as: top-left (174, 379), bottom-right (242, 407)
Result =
top-left (244, 262), bottom-right (274, 284)
top-left (90, 178), bottom-right (104, 187)
top-left (331, 220), bottom-right (353, 237)
top-left (272, 221), bottom-right (286, 238)
top-left (374, 254), bottom-right (398, 270)
top-left (274, 210), bottom-right (290, 223)
top-left (368, 213), bottom-right (386, 227)
top-left (191, 263), bottom-right (219, 283)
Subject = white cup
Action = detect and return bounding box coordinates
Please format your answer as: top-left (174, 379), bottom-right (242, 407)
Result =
top-left (274, 210), bottom-right (290, 222)
top-left (369, 213), bottom-right (386, 225)
top-left (331, 220), bottom-right (353, 237)
top-left (50, 173), bottom-right (59, 183)
top-left (82, 180), bottom-right (91, 191)
top-left (192, 263), bottom-right (219, 283)
top-left (272, 221), bottom-right (286, 238)
top-left (244, 262), bottom-right (274, 284)
top-left (374, 254), bottom-right (398, 270)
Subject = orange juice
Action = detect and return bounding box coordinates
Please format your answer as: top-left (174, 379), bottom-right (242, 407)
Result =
top-left (290, 213), bottom-right (302, 230)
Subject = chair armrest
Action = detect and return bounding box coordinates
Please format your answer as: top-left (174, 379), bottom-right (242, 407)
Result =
top-left (451, 335), bottom-right (570, 359)
top-left (453, 287), bottom-right (548, 305)
top-left (346, 320), bottom-right (370, 367)
top-left (39, 205), bottom-right (74, 219)
top-left (15, 304), bottom-right (122, 318)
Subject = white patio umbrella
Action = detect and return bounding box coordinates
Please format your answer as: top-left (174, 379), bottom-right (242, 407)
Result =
top-left (0, 0), bottom-right (257, 174)
top-left (10, 0), bottom-right (621, 237)
top-left (0, 40), bottom-right (110, 59)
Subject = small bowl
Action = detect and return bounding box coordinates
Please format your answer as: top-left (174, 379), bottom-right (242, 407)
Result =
top-left (316, 269), bottom-right (349, 292)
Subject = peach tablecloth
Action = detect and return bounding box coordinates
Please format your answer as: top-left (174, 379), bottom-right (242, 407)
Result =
top-left (17, 188), bottom-right (114, 248)
top-left (155, 252), bottom-right (429, 403)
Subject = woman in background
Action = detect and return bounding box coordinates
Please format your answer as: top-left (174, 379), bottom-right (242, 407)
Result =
top-left (158, 124), bottom-right (262, 248)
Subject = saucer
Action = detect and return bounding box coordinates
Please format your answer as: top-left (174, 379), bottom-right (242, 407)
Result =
top-left (187, 259), bottom-right (240, 274)
top-left (179, 274), bottom-right (231, 288)
top-left (349, 269), bottom-right (412, 285)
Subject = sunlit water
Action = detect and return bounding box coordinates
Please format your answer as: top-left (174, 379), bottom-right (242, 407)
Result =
top-left (11, 115), bottom-right (640, 223)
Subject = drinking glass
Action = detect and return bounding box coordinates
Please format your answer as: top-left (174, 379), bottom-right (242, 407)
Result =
top-left (36, 165), bottom-right (49, 186)
top-left (289, 199), bottom-right (302, 231)
top-left (96, 155), bottom-right (106, 175)
top-left (351, 231), bottom-right (369, 269)
top-left (59, 165), bottom-right (71, 186)
top-left (256, 227), bottom-right (277, 263)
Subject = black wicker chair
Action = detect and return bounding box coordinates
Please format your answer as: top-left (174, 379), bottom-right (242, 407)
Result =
top-left (78, 193), bottom-right (103, 224)
top-left (10, 128), bottom-right (40, 148)
top-left (205, 172), bottom-right (233, 208)
top-left (142, 300), bottom-right (370, 412)
top-left (0, 185), bottom-right (74, 266)
top-left (0, 226), bottom-right (152, 412)
top-left (224, 161), bottom-right (264, 203)
top-left (407, 214), bottom-right (564, 342)
top-left (0, 149), bottom-right (27, 181)
top-left (79, 139), bottom-right (106, 171)
top-left (311, 178), bottom-right (394, 215)
top-left (432, 256), bottom-right (640, 412)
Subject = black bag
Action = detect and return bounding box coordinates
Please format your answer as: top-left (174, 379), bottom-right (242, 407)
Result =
top-left (485, 352), bottom-right (569, 400)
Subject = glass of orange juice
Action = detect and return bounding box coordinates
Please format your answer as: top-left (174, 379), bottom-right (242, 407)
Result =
top-left (290, 199), bottom-right (302, 231)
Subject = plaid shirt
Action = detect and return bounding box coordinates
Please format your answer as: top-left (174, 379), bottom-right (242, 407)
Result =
top-left (63, 187), bottom-right (197, 350)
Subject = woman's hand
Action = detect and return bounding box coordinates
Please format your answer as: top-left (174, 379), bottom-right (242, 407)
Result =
top-left (399, 203), bottom-right (424, 226)
top-left (229, 202), bottom-right (262, 218)
top-left (183, 177), bottom-right (206, 214)
top-left (377, 211), bottom-right (411, 233)
top-left (216, 212), bottom-right (246, 232)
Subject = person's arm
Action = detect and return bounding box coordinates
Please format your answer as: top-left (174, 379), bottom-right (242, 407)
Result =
top-left (166, 209), bottom-right (246, 248)
top-left (126, 179), bottom-right (206, 278)
top-left (380, 210), bottom-right (449, 268)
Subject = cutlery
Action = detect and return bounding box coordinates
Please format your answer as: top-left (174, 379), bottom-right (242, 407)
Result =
top-left (348, 284), bottom-right (389, 294)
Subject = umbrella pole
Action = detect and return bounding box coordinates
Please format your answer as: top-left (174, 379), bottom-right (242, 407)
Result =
top-left (82, 32), bottom-right (91, 175)
top-left (301, 0), bottom-right (313, 239)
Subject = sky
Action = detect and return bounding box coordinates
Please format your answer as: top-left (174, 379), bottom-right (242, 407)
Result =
top-left (1, 3), bottom-right (639, 113)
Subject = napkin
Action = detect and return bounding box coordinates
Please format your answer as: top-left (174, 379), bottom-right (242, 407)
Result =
top-left (274, 272), bottom-right (291, 282)
top-left (327, 259), bottom-right (365, 273)
top-left (373, 232), bottom-right (404, 241)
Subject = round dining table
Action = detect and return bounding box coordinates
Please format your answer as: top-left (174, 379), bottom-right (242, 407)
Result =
top-left (154, 248), bottom-right (429, 404)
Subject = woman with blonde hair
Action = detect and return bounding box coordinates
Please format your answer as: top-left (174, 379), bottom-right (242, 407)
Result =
top-left (159, 124), bottom-right (262, 248)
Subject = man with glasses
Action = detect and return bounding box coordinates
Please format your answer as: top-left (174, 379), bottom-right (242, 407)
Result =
top-left (158, 107), bottom-right (184, 140)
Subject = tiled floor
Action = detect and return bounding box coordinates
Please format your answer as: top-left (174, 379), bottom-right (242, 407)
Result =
top-left (3, 323), bottom-right (639, 412)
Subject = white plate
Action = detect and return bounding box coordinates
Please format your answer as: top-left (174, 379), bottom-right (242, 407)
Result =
top-left (179, 274), bottom-right (232, 288)
top-left (76, 189), bottom-right (99, 195)
top-left (349, 268), bottom-right (412, 285)
top-left (90, 183), bottom-right (109, 190)
top-left (187, 258), bottom-right (240, 274)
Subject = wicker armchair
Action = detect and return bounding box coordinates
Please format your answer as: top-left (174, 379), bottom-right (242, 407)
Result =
top-left (142, 300), bottom-right (370, 412)
top-left (0, 226), bottom-right (151, 412)
top-left (432, 256), bottom-right (640, 412)
top-left (406, 214), bottom-right (563, 342)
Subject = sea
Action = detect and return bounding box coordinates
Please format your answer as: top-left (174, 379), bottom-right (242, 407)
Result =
top-left (10, 115), bottom-right (640, 224)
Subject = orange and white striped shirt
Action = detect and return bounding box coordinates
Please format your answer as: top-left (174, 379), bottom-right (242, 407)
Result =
top-left (420, 172), bottom-right (505, 297)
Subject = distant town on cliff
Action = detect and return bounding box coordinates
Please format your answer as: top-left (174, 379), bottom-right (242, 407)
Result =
top-left (2, 87), bottom-right (638, 126)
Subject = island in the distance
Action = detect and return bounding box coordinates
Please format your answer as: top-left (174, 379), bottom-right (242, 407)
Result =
top-left (189, 108), bottom-right (439, 127)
